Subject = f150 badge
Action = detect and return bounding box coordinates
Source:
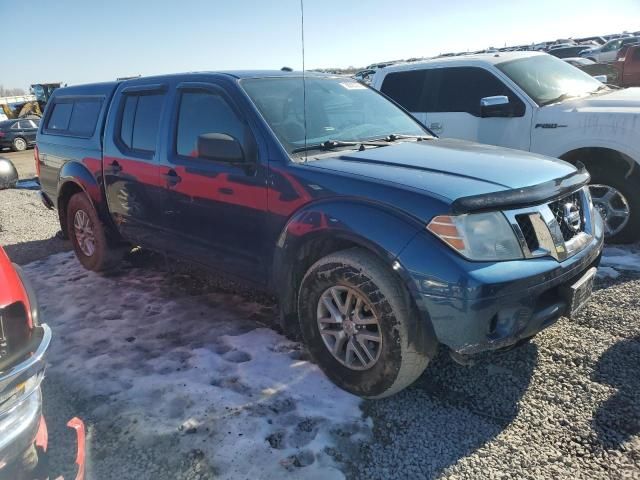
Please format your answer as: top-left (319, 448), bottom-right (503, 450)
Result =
top-left (535, 123), bottom-right (568, 129)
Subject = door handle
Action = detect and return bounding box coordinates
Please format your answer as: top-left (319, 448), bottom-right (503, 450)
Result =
top-left (218, 187), bottom-right (233, 195)
top-left (108, 161), bottom-right (122, 174)
top-left (162, 169), bottom-right (182, 187)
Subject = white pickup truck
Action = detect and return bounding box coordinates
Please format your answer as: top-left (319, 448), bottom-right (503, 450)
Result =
top-left (371, 52), bottom-right (640, 242)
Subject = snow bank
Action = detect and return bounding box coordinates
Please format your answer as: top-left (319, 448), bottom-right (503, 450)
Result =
top-left (25, 252), bottom-right (369, 479)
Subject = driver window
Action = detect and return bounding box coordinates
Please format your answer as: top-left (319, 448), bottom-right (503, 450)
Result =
top-left (176, 91), bottom-right (246, 158)
top-left (604, 40), bottom-right (620, 52)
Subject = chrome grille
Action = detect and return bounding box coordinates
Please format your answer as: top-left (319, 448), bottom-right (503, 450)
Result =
top-left (515, 214), bottom-right (539, 252)
top-left (548, 191), bottom-right (585, 241)
top-left (505, 187), bottom-right (594, 262)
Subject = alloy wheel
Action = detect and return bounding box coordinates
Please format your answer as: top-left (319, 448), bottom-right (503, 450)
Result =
top-left (73, 210), bottom-right (96, 256)
top-left (590, 184), bottom-right (631, 237)
top-left (316, 285), bottom-right (382, 370)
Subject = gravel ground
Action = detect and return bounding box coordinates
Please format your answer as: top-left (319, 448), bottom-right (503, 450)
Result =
top-left (354, 270), bottom-right (640, 479)
top-left (0, 161), bottom-right (639, 479)
top-left (0, 151), bottom-right (70, 264)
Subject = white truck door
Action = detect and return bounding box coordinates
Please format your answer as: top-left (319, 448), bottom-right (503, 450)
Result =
top-left (423, 66), bottom-right (532, 150)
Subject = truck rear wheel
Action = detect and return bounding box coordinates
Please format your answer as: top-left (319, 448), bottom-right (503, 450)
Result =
top-left (298, 248), bottom-right (433, 398)
top-left (66, 193), bottom-right (123, 271)
top-left (589, 168), bottom-right (640, 243)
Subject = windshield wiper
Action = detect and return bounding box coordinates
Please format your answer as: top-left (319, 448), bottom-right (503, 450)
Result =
top-left (540, 93), bottom-right (579, 106)
top-left (291, 139), bottom-right (389, 154)
top-left (383, 133), bottom-right (432, 141)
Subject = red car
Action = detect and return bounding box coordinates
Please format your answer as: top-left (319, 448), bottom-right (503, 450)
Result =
top-left (615, 44), bottom-right (640, 87)
top-left (0, 247), bottom-right (84, 480)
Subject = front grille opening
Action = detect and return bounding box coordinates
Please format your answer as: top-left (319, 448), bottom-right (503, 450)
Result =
top-left (0, 302), bottom-right (30, 364)
top-left (516, 214), bottom-right (539, 252)
top-left (548, 191), bottom-right (585, 242)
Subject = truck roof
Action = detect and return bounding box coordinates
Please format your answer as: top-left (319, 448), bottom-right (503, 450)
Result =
top-left (54, 70), bottom-right (332, 96)
top-left (376, 51), bottom-right (545, 73)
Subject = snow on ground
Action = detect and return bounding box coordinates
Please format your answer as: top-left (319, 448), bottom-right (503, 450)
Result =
top-left (600, 245), bottom-right (640, 274)
top-left (25, 252), bottom-right (369, 479)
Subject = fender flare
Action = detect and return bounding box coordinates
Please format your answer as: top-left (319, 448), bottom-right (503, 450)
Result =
top-left (57, 161), bottom-right (118, 238)
top-left (271, 198), bottom-right (438, 354)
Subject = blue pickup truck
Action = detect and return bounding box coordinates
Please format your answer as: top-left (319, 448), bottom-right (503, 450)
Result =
top-left (36, 71), bottom-right (603, 398)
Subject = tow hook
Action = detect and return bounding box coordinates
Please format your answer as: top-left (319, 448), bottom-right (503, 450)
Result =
top-left (449, 350), bottom-right (476, 366)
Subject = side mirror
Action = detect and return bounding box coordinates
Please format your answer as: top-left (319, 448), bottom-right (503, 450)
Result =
top-left (593, 74), bottom-right (608, 83)
top-left (197, 133), bottom-right (245, 163)
top-left (480, 95), bottom-right (511, 118)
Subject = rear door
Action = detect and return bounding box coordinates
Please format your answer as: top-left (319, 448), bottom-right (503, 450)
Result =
top-left (424, 67), bottom-right (532, 150)
top-left (378, 69), bottom-right (434, 125)
top-left (15, 120), bottom-right (38, 145)
top-left (157, 79), bottom-right (269, 281)
top-left (103, 85), bottom-right (168, 248)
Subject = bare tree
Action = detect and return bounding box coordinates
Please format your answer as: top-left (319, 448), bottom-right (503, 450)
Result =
top-left (0, 85), bottom-right (27, 97)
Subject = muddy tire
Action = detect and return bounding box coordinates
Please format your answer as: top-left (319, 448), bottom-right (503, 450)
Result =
top-left (589, 167), bottom-right (640, 244)
top-left (66, 192), bottom-right (124, 271)
top-left (298, 248), bottom-right (434, 399)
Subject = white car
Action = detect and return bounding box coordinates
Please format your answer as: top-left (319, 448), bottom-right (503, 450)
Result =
top-left (580, 36), bottom-right (640, 63)
top-left (371, 52), bottom-right (640, 242)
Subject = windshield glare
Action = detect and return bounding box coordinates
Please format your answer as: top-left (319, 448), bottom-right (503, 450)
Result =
top-left (241, 77), bottom-right (427, 154)
top-left (497, 54), bottom-right (604, 106)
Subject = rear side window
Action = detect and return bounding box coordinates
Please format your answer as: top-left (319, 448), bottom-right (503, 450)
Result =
top-left (17, 120), bottom-right (32, 129)
top-left (68, 100), bottom-right (102, 136)
top-left (119, 93), bottom-right (164, 152)
top-left (380, 70), bottom-right (438, 112)
top-left (176, 91), bottom-right (245, 157)
top-left (45, 99), bottom-right (102, 136)
top-left (47, 102), bottom-right (73, 131)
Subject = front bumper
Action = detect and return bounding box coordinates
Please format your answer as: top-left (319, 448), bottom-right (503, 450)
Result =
top-left (398, 215), bottom-right (604, 355)
top-left (0, 324), bottom-right (51, 470)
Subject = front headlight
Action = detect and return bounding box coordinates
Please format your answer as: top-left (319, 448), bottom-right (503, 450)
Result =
top-left (427, 212), bottom-right (524, 261)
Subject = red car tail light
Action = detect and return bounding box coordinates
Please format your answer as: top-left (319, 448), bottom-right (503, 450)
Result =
top-left (34, 144), bottom-right (41, 177)
top-left (0, 131), bottom-right (5, 137)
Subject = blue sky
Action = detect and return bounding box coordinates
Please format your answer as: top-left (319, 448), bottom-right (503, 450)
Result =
top-left (2, 0), bottom-right (639, 89)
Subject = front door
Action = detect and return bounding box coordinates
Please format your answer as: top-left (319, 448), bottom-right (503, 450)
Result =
top-left (423, 67), bottom-right (532, 151)
top-left (103, 86), bottom-right (168, 249)
top-left (158, 81), bottom-right (269, 282)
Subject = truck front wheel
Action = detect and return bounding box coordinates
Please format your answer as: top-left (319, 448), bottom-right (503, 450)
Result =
top-left (66, 193), bottom-right (123, 271)
top-left (589, 168), bottom-right (640, 243)
top-left (298, 248), bottom-right (433, 398)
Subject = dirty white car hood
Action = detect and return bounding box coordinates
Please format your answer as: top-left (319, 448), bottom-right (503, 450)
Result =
top-left (555, 87), bottom-right (640, 113)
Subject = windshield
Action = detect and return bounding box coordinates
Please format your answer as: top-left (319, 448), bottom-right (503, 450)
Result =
top-left (241, 76), bottom-right (427, 155)
top-left (497, 54), bottom-right (604, 106)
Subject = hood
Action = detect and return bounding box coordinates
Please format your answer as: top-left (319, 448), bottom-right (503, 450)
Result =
top-left (306, 138), bottom-right (577, 202)
top-left (562, 87), bottom-right (640, 111)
